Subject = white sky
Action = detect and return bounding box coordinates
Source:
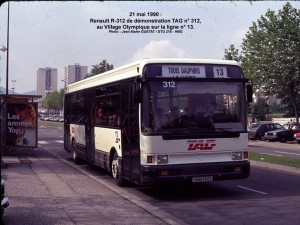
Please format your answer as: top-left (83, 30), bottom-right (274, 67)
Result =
top-left (0, 1), bottom-right (299, 93)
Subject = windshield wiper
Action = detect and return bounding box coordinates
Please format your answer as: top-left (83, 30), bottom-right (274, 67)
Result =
top-left (162, 127), bottom-right (240, 140)
top-left (163, 126), bottom-right (218, 139)
top-left (162, 127), bottom-right (185, 139)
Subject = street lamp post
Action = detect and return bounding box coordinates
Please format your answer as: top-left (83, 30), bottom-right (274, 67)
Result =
top-left (0, 44), bottom-right (7, 168)
top-left (0, 1), bottom-right (9, 168)
top-left (0, 1), bottom-right (10, 95)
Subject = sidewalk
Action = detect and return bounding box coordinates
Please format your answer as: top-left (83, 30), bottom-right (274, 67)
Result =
top-left (2, 145), bottom-right (299, 225)
top-left (1, 148), bottom-right (177, 225)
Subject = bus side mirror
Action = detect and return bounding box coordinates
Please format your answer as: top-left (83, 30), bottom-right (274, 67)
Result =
top-left (246, 84), bottom-right (253, 103)
top-left (134, 78), bottom-right (142, 103)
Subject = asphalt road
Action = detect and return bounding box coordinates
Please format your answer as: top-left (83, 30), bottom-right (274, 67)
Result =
top-left (2, 124), bottom-right (300, 225)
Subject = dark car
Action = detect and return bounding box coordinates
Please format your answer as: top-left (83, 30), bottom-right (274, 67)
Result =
top-left (264, 123), bottom-right (300, 143)
top-left (294, 132), bottom-right (300, 144)
top-left (248, 122), bottom-right (282, 141)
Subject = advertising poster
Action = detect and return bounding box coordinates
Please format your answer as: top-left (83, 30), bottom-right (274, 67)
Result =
top-left (5, 102), bottom-right (38, 148)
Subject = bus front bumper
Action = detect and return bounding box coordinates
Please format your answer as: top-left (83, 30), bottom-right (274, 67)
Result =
top-left (140, 161), bottom-right (250, 186)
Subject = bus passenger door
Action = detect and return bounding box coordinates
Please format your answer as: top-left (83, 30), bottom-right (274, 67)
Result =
top-left (63, 95), bottom-right (71, 152)
top-left (121, 82), bottom-right (140, 183)
top-left (85, 91), bottom-right (95, 163)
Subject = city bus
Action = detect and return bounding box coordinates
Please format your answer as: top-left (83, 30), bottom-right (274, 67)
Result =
top-left (64, 58), bottom-right (252, 186)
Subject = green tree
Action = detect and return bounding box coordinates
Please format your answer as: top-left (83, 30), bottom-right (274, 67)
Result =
top-left (86, 59), bottom-right (114, 78)
top-left (224, 44), bottom-right (242, 62)
top-left (280, 94), bottom-right (300, 117)
top-left (241, 2), bottom-right (300, 123)
top-left (42, 89), bottom-right (64, 113)
top-left (58, 88), bottom-right (64, 109)
top-left (252, 97), bottom-right (269, 121)
top-left (269, 102), bottom-right (285, 114)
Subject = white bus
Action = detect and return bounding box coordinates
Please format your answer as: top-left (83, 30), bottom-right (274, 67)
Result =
top-left (64, 58), bottom-right (252, 186)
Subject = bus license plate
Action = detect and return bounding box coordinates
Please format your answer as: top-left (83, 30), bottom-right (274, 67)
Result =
top-left (192, 176), bottom-right (213, 183)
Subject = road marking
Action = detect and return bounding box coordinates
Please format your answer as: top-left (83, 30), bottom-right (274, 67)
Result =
top-left (261, 152), bottom-right (282, 157)
top-left (237, 185), bottom-right (267, 195)
top-left (38, 140), bottom-right (63, 145)
top-left (275, 151), bottom-right (300, 156)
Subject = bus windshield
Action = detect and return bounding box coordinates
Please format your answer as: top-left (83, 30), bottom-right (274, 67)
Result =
top-left (142, 80), bottom-right (246, 135)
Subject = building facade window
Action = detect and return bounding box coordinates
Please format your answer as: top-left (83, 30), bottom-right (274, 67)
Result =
top-left (75, 66), bottom-right (81, 82)
top-left (46, 68), bottom-right (51, 90)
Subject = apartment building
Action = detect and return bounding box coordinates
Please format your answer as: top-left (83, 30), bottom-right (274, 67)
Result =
top-left (64, 63), bottom-right (88, 86)
top-left (36, 67), bottom-right (58, 99)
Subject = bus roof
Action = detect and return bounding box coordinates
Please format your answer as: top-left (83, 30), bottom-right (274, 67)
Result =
top-left (65, 58), bottom-right (240, 94)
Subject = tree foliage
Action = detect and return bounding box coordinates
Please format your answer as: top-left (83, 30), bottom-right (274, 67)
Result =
top-left (224, 44), bottom-right (242, 62)
top-left (86, 59), bottom-right (114, 78)
top-left (280, 94), bottom-right (300, 117)
top-left (42, 89), bottom-right (64, 111)
top-left (241, 2), bottom-right (300, 122)
top-left (252, 97), bottom-right (269, 121)
top-left (269, 102), bottom-right (285, 114)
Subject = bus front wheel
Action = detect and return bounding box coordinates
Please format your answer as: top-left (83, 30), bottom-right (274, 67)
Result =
top-left (111, 152), bottom-right (124, 186)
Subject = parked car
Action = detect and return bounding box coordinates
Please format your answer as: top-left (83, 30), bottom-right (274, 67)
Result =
top-left (264, 123), bottom-right (300, 143)
top-left (248, 122), bottom-right (282, 141)
top-left (294, 132), bottom-right (300, 144)
top-left (247, 123), bottom-right (259, 131)
top-left (1, 177), bottom-right (9, 218)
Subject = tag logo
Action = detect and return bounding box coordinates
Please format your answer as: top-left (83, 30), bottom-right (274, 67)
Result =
top-left (187, 140), bottom-right (216, 151)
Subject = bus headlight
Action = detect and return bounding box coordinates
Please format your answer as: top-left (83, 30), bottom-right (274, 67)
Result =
top-left (157, 155), bottom-right (168, 164)
top-left (232, 152), bottom-right (242, 160)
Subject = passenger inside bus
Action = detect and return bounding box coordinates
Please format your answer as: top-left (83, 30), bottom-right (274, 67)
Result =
top-left (95, 107), bottom-right (107, 125)
top-left (153, 107), bottom-right (168, 129)
top-left (169, 106), bottom-right (180, 128)
top-left (193, 95), bottom-right (216, 128)
top-left (180, 106), bottom-right (194, 127)
top-left (194, 94), bottom-right (216, 116)
top-left (108, 113), bottom-right (119, 126)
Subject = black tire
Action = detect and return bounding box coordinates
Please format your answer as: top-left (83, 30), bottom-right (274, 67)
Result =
top-left (71, 139), bottom-right (81, 164)
top-left (279, 136), bottom-right (287, 143)
top-left (259, 136), bottom-right (266, 141)
top-left (111, 152), bottom-right (124, 186)
top-left (297, 141), bottom-right (300, 144)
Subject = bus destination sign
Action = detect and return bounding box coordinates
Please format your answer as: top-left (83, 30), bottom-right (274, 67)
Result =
top-left (162, 65), bottom-right (206, 78)
top-left (162, 65), bottom-right (228, 78)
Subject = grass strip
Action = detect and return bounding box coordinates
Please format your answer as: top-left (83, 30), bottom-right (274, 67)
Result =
top-left (250, 152), bottom-right (300, 169)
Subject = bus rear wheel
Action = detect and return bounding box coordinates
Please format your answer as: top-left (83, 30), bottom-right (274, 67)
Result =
top-left (111, 152), bottom-right (124, 186)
